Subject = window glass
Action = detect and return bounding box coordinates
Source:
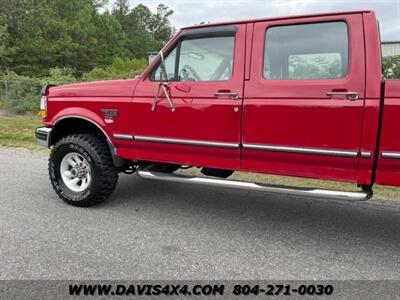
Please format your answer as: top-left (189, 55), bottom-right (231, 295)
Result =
top-left (153, 47), bottom-right (177, 81)
top-left (264, 22), bottom-right (348, 79)
top-left (178, 36), bottom-right (234, 81)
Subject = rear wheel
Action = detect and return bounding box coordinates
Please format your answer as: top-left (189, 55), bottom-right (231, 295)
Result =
top-left (49, 134), bottom-right (118, 207)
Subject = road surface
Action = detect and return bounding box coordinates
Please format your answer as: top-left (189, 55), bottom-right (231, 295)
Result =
top-left (1, 146), bottom-right (400, 280)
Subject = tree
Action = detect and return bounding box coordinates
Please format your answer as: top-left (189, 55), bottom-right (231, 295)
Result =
top-left (0, 0), bottom-right (129, 76)
top-left (0, 0), bottom-right (174, 77)
top-left (112, 0), bottom-right (129, 20)
top-left (89, 0), bottom-right (109, 9)
top-left (113, 3), bottom-right (174, 58)
top-left (0, 20), bottom-right (9, 65)
top-left (288, 54), bottom-right (342, 79)
top-left (150, 4), bottom-right (174, 42)
top-left (382, 55), bottom-right (400, 79)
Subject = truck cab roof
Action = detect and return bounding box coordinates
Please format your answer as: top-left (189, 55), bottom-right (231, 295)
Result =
top-left (181, 10), bottom-right (374, 30)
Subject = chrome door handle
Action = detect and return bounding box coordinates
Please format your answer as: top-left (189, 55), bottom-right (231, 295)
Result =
top-left (326, 91), bottom-right (358, 101)
top-left (214, 92), bottom-right (239, 100)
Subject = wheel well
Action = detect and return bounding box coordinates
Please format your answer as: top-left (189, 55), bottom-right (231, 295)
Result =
top-left (50, 118), bottom-right (108, 147)
top-left (50, 117), bottom-right (130, 169)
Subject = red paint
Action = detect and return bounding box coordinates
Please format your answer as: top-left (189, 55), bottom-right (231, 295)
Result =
top-left (42, 10), bottom-right (400, 188)
top-left (355, 11), bottom-right (382, 184)
top-left (130, 24), bottom-right (246, 170)
top-left (242, 13), bottom-right (365, 182)
top-left (375, 80), bottom-right (400, 186)
top-left (44, 79), bottom-right (139, 144)
top-left (48, 79), bottom-right (139, 98)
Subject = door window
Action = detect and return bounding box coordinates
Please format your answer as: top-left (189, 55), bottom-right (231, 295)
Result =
top-left (152, 47), bottom-right (177, 81)
top-left (178, 36), bottom-right (234, 81)
top-left (151, 35), bottom-right (234, 81)
top-left (264, 22), bottom-right (348, 79)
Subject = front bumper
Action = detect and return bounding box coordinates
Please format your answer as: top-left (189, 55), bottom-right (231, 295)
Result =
top-left (35, 127), bottom-right (52, 148)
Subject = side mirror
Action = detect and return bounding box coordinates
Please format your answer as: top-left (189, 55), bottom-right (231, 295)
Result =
top-left (151, 50), bottom-right (175, 112)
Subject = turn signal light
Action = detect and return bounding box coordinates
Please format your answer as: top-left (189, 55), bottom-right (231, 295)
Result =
top-left (38, 96), bottom-right (47, 118)
top-left (38, 109), bottom-right (46, 118)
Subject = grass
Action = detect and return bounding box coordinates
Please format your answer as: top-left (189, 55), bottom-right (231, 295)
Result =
top-left (1, 113), bottom-right (399, 199)
top-left (0, 113), bottom-right (44, 151)
top-left (232, 172), bottom-right (400, 200)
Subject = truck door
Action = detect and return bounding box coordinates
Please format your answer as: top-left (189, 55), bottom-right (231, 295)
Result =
top-left (127, 25), bottom-right (246, 169)
top-left (242, 14), bottom-right (366, 181)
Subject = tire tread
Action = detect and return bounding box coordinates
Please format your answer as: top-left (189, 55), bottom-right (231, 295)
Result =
top-left (49, 134), bottom-right (118, 207)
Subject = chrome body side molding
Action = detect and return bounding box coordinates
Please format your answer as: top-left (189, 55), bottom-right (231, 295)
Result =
top-left (242, 143), bottom-right (358, 157)
top-left (112, 134), bottom-right (371, 157)
top-left (134, 135), bottom-right (240, 148)
top-left (381, 151), bottom-right (400, 159)
top-left (360, 151), bottom-right (372, 158)
top-left (137, 170), bottom-right (372, 201)
top-left (113, 133), bottom-right (133, 140)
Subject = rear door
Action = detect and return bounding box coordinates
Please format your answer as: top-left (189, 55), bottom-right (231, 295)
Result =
top-left (242, 14), bottom-right (366, 181)
top-left (128, 25), bottom-right (246, 169)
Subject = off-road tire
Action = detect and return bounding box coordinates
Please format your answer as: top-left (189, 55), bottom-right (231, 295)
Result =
top-left (49, 134), bottom-right (118, 207)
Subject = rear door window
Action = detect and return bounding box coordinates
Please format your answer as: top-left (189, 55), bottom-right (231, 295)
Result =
top-left (264, 22), bottom-right (348, 79)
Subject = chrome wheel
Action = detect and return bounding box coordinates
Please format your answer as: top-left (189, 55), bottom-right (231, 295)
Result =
top-left (60, 152), bottom-right (91, 192)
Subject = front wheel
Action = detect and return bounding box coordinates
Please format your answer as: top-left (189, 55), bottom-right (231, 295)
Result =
top-left (49, 134), bottom-right (118, 207)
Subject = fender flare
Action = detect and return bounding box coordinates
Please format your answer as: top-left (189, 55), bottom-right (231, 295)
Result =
top-left (50, 108), bottom-right (126, 167)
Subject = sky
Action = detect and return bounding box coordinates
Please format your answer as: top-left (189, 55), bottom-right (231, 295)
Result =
top-left (108, 0), bottom-right (400, 41)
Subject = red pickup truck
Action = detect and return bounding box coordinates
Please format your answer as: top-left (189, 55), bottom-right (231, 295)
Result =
top-left (35, 10), bottom-right (400, 207)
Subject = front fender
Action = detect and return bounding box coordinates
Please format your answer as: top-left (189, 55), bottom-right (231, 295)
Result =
top-left (49, 107), bottom-right (115, 154)
top-left (50, 107), bottom-right (107, 130)
top-left (46, 107), bottom-right (129, 167)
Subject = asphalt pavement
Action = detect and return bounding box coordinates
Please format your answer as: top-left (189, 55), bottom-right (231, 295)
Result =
top-left (1, 146), bottom-right (400, 280)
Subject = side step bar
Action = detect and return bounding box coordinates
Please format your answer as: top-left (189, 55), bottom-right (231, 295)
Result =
top-left (137, 170), bottom-right (372, 201)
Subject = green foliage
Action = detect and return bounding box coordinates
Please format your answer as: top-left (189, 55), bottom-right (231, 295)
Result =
top-left (2, 0), bottom-right (130, 76)
top-left (0, 21), bottom-right (7, 58)
top-left (82, 57), bottom-right (147, 81)
top-left (382, 55), bottom-right (400, 79)
top-left (40, 67), bottom-right (77, 85)
top-left (112, 0), bottom-right (130, 19)
top-left (289, 54), bottom-right (342, 79)
top-left (0, 0), bottom-right (174, 114)
top-left (0, 15), bottom-right (13, 68)
top-left (0, 0), bottom-right (174, 77)
top-left (0, 57), bottom-right (146, 114)
top-left (0, 75), bottom-right (41, 115)
top-left (112, 2), bottom-right (174, 58)
top-left (0, 68), bottom-right (77, 114)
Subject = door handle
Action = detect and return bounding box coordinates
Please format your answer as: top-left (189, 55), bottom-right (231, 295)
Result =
top-left (214, 92), bottom-right (239, 100)
top-left (326, 91), bottom-right (358, 101)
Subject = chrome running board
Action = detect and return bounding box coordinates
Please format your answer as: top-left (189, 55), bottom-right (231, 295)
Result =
top-left (137, 170), bottom-right (372, 201)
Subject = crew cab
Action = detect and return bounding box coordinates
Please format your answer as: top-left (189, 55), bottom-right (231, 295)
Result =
top-left (35, 10), bottom-right (400, 207)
